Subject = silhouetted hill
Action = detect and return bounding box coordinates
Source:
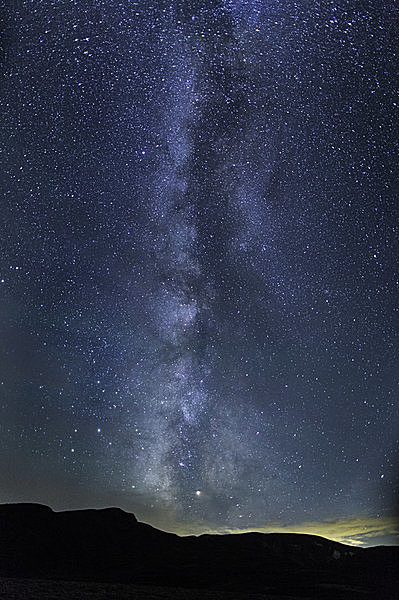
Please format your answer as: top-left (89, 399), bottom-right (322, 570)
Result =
top-left (0, 503), bottom-right (398, 599)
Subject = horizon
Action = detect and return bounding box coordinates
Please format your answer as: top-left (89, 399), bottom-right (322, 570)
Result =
top-left (2, 500), bottom-right (398, 548)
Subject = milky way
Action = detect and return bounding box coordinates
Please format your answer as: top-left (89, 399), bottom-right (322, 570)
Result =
top-left (1, 1), bottom-right (398, 545)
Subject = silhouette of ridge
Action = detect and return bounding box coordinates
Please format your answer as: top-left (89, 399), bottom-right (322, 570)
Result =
top-left (0, 503), bottom-right (397, 598)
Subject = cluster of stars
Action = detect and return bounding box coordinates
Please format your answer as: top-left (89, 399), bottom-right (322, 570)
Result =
top-left (0, 0), bottom-right (397, 543)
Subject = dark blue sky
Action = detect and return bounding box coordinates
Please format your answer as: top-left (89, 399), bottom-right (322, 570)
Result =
top-left (1, 0), bottom-right (398, 546)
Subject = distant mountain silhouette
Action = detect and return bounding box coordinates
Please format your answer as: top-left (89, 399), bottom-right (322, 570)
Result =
top-left (0, 503), bottom-right (397, 598)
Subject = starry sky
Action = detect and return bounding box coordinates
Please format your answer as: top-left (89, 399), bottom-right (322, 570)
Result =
top-left (1, 0), bottom-right (398, 547)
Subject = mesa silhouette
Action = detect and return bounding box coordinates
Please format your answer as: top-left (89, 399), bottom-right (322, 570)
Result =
top-left (1, 503), bottom-right (397, 598)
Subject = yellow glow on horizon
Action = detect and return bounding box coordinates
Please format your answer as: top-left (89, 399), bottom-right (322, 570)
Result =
top-left (166, 515), bottom-right (399, 547)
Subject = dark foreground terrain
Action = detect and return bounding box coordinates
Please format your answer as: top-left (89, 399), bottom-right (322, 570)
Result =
top-left (0, 504), bottom-right (397, 599)
top-left (0, 576), bottom-right (380, 600)
top-left (0, 576), bottom-right (331, 600)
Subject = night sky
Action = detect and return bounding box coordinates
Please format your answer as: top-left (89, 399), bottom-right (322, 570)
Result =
top-left (1, 0), bottom-right (398, 547)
